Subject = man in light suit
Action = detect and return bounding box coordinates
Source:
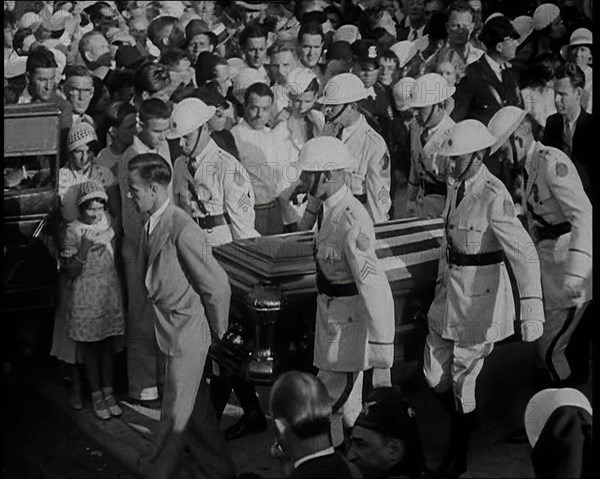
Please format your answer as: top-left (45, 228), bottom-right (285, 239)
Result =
top-left (296, 137), bottom-right (395, 450)
top-left (488, 107), bottom-right (593, 389)
top-left (425, 120), bottom-right (545, 478)
top-left (127, 153), bottom-right (235, 479)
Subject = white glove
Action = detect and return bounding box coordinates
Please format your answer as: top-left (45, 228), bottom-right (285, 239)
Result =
top-left (563, 275), bottom-right (585, 307)
top-left (521, 320), bottom-right (543, 342)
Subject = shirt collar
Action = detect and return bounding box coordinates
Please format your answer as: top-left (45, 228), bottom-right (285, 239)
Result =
top-left (365, 85), bottom-right (377, 99)
top-left (484, 54), bottom-right (504, 77)
top-left (195, 137), bottom-right (218, 165)
top-left (132, 135), bottom-right (156, 154)
top-left (293, 447), bottom-right (335, 470)
top-left (146, 198), bottom-right (170, 236)
top-left (323, 185), bottom-right (348, 218)
top-left (341, 114), bottom-right (366, 142)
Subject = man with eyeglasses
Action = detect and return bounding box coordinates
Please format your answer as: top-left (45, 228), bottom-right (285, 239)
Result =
top-left (63, 64), bottom-right (95, 127)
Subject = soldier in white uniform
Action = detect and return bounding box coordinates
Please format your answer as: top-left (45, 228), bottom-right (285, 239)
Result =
top-left (488, 106), bottom-right (593, 389)
top-left (401, 73), bottom-right (456, 219)
top-left (316, 73), bottom-right (392, 224)
top-left (424, 120), bottom-right (545, 477)
top-left (296, 137), bottom-right (395, 449)
top-left (167, 98), bottom-right (259, 247)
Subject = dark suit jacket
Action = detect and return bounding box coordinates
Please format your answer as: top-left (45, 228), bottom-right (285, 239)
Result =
top-left (542, 110), bottom-right (593, 195)
top-left (359, 83), bottom-right (394, 146)
top-left (289, 452), bottom-right (360, 478)
top-left (451, 56), bottom-right (524, 125)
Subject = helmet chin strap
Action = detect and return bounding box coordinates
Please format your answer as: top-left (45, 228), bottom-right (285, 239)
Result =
top-left (418, 104), bottom-right (437, 129)
top-left (185, 125), bottom-right (204, 175)
top-left (309, 171), bottom-right (323, 198)
top-left (456, 151), bottom-right (479, 182)
top-left (325, 103), bottom-right (349, 124)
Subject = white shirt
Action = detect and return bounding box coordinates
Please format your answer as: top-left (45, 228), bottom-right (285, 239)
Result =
top-left (145, 198), bottom-right (170, 237)
top-left (340, 115), bottom-right (363, 143)
top-left (231, 119), bottom-right (287, 205)
top-left (485, 54), bottom-right (504, 83)
top-left (293, 447), bottom-right (335, 470)
top-left (323, 185), bottom-right (347, 219)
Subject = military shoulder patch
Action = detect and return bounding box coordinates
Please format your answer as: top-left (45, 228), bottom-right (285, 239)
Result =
top-left (503, 198), bottom-right (515, 217)
top-left (380, 154), bottom-right (390, 171)
top-left (556, 162), bottom-right (568, 178)
top-left (356, 231), bottom-right (370, 252)
top-left (234, 170), bottom-right (245, 187)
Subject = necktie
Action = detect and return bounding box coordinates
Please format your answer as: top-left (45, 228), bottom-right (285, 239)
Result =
top-left (563, 121), bottom-right (573, 157)
top-left (336, 127), bottom-right (344, 140)
top-left (146, 220), bottom-right (151, 242)
top-left (317, 204), bottom-right (324, 230)
top-left (420, 128), bottom-right (430, 147)
top-left (455, 181), bottom-right (465, 208)
top-left (501, 65), bottom-right (510, 85)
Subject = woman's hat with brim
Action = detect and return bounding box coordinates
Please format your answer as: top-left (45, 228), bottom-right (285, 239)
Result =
top-left (561, 28), bottom-right (593, 60)
top-left (78, 180), bottom-right (107, 206)
top-left (67, 122), bottom-right (98, 152)
top-left (511, 16), bottom-right (534, 46)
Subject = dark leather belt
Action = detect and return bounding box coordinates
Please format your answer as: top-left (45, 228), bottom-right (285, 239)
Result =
top-left (316, 271), bottom-right (359, 297)
top-left (354, 193), bottom-right (367, 204)
top-left (535, 222), bottom-right (571, 242)
top-left (421, 180), bottom-right (447, 197)
top-left (194, 213), bottom-right (231, 230)
top-left (447, 248), bottom-right (504, 266)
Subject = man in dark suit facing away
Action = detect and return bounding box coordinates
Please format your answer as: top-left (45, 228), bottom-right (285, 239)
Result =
top-left (452, 15), bottom-right (524, 125)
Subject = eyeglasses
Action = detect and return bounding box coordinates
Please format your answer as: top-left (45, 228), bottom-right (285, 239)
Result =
top-left (68, 87), bottom-right (95, 96)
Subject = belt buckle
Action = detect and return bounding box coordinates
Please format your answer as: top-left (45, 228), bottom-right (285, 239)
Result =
top-left (205, 213), bottom-right (213, 233)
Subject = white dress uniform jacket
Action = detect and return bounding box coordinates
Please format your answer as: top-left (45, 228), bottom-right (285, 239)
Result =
top-left (339, 114), bottom-right (392, 224)
top-left (172, 138), bottom-right (259, 246)
top-left (314, 186), bottom-right (395, 371)
top-left (522, 142), bottom-right (593, 309)
top-left (407, 113), bottom-right (455, 218)
top-left (428, 165), bottom-right (545, 344)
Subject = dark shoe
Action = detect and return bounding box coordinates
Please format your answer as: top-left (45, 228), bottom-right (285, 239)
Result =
top-left (224, 410), bottom-right (267, 440)
top-left (439, 411), bottom-right (477, 478)
top-left (505, 427), bottom-right (528, 444)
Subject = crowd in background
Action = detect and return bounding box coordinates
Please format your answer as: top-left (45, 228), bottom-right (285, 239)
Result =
top-left (3, 1), bottom-right (594, 478)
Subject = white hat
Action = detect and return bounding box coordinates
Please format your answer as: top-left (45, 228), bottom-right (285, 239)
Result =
top-left (297, 137), bottom-right (355, 172)
top-left (4, 57), bottom-right (27, 79)
top-left (235, 1), bottom-right (267, 12)
top-left (401, 73), bottom-right (455, 110)
top-left (533, 3), bottom-right (560, 31)
top-left (286, 67), bottom-right (318, 96)
top-left (487, 106), bottom-right (528, 154)
top-left (317, 73), bottom-right (368, 105)
top-left (17, 12), bottom-right (41, 32)
top-left (50, 48), bottom-right (67, 76)
top-left (167, 98), bottom-right (216, 140)
top-left (21, 34), bottom-right (37, 53)
top-left (158, 1), bottom-right (185, 18)
top-left (511, 16), bottom-right (534, 46)
top-left (438, 120), bottom-right (496, 156)
top-left (40, 8), bottom-right (73, 32)
top-left (232, 67), bottom-right (266, 98)
top-left (390, 40), bottom-right (418, 68)
top-left (484, 12), bottom-right (504, 24)
top-left (78, 180), bottom-right (108, 206)
top-left (333, 25), bottom-right (361, 44)
top-left (227, 57), bottom-right (246, 78)
top-left (561, 28), bottom-right (593, 60)
top-left (67, 122), bottom-right (98, 152)
top-left (392, 77), bottom-right (417, 110)
top-left (525, 388), bottom-right (592, 449)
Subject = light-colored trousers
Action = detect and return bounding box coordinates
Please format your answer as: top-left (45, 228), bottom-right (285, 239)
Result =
top-left (423, 328), bottom-right (494, 414)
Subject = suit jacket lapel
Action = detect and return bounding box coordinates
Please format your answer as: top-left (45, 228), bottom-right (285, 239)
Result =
top-left (146, 204), bottom-right (175, 272)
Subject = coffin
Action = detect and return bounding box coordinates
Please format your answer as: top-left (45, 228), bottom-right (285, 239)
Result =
top-left (210, 217), bottom-right (444, 385)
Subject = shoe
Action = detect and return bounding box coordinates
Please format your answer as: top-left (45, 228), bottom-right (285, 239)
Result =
top-left (224, 410), bottom-right (267, 440)
top-left (70, 387), bottom-right (83, 411)
top-left (505, 427), bottom-right (528, 444)
top-left (104, 394), bottom-right (123, 417)
top-left (93, 397), bottom-right (111, 420)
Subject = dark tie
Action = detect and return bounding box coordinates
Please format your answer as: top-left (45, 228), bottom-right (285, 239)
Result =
top-left (455, 181), bottom-right (465, 208)
top-left (336, 127), bottom-right (344, 140)
top-left (420, 128), bottom-right (429, 147)
top-left (501, 65), bottom-right (510, 85)
top-left (562, 121), bottom-right (573, 157)
top-left (317, 204), bottom-right (324, 230)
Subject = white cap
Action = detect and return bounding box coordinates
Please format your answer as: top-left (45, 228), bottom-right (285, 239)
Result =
top-left (167, 98), bottom-right (216, 140)
top-left (392, 77), bottom-right (417, 110)
top-left (533, 3), bottom-right (560, 31)
top-left (17, 12), bottom-right (41, 32)
top-left (511, 16), bottom-right (534, 46)
top-left (390, 40), bottom-right (417, 68)
top-left (525, 388), bottom-right (592, 449)
top-left (317, 73), bottom-right (367, 105)
top-left (401, 73), bottom-right (455, 110)
top-left (158, 0), bottom-right (185, 18)
top-left (50, 48), bottom-right (67, 76)
top-left (4, 57), bottom-right (27, 79)
top-left (286, 67), bottom-right (318, 96)
top-left (40, 8), bottom-right (73, 32)
top-left (67, 122), bottom-right (98, 152)
top-left (232, 67), bottom-right (266, 99)
top-left (438, 120), bottom-right (496, 157)
top-left (297, 137), bottom-right (355, 172)
top-left (487, 106), bottom-right (528, 154)
top-left (484, 12), bottom-right (504, 24)
top-left (333, 25), bottom-right (361, 44)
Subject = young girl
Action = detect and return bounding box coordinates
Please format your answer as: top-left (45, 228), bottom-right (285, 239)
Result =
top-left (61, 180), bottom-right (125, 420)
